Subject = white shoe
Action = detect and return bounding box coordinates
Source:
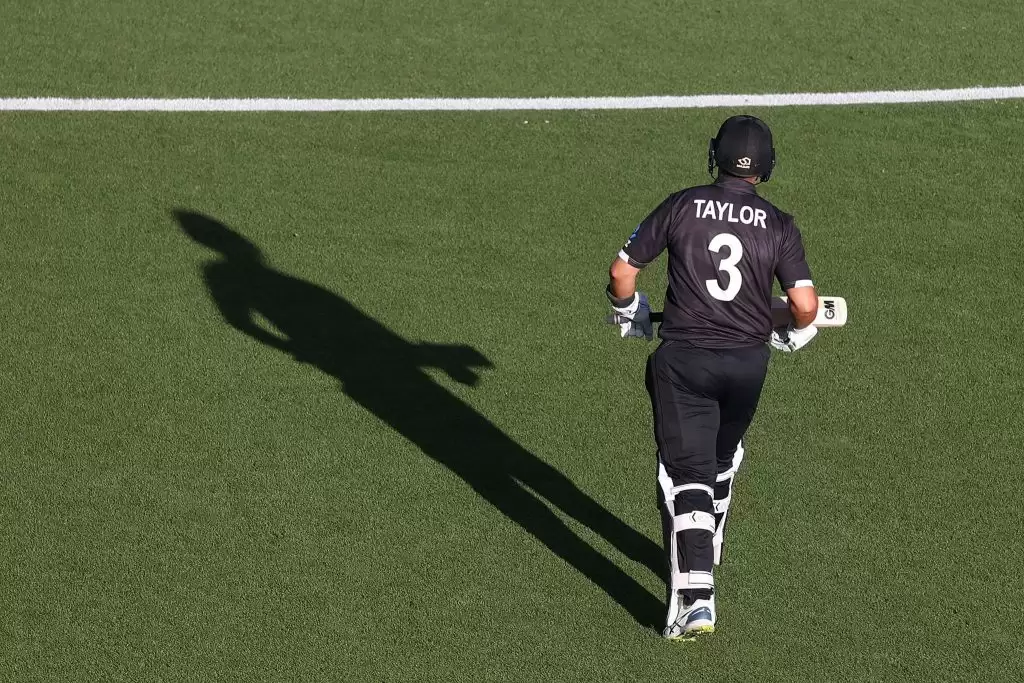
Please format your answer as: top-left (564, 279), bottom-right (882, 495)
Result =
top-left (663, 597), bottom-right (716, 641)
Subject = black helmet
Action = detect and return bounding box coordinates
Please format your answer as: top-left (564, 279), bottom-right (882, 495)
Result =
top-left (708, 115), bottom-right (776, 182)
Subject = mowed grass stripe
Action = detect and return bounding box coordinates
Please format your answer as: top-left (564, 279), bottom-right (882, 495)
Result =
top-left (3, 85), bottom-right (1024, 111)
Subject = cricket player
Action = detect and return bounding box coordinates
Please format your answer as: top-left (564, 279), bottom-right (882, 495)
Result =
top-left (606, 115), bottom-right (818, 640)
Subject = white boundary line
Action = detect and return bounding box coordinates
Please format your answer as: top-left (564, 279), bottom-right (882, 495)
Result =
top-left (2, 86), bottom-right (1023, 112)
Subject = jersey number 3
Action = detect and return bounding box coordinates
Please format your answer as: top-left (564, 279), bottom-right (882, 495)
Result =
top-left (705, 233), bottom-right (743, 301)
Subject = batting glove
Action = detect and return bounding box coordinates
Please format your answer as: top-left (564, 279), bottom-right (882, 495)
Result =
top-left (770, 324), bottom-right (818, 352)
top-left (611, 292), bottom-right (653, 340)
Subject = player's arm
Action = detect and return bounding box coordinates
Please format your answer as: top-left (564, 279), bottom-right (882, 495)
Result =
top-left (607, 194), bottom-right (675, 300)
top-left (606, 254), bottom-right (652, 340)
top-left (772, 218), bottom-right (818, 352)
top-left (606, 195), bottom-right (675, 339)
top-left (786, 285), bottom-right (818, 329)
top-left (608, 257), bottom-right (641, 301)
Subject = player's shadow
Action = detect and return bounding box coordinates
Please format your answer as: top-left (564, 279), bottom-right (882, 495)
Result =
top-left (174, 210), bottom-right (663, 628)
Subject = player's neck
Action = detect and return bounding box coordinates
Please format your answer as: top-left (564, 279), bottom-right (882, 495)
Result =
top-left (715, 173), bottom-right (759, 190)
top-left (720, 173), bottom-right (757, 184)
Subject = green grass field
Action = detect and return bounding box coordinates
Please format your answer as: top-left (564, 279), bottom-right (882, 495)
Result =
top-left (3, 2), bottom-right (1024, 681)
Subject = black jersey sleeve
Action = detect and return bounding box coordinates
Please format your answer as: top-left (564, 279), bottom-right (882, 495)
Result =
top-left (619, 195), bottom-right (677, 268)
top-left (775, 217), bottom-right (813, 289)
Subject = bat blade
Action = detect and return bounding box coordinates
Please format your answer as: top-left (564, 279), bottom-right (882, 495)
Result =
top-left (772, 295), bottom-right (847, 327)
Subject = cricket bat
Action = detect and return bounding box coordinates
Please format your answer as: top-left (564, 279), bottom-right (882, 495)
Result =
top-left (610, 296), bottom-right (848, 327)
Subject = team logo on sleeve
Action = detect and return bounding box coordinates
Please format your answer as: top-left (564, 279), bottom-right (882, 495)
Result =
top-left (624, 224), bottom-right (641, 248)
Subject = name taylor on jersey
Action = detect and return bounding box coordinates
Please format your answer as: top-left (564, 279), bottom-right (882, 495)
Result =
top-left (692, 199), bottom-right (768, 229)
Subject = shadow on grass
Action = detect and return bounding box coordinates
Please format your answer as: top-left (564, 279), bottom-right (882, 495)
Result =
top-left (174, 210), bottom-right (663, 628)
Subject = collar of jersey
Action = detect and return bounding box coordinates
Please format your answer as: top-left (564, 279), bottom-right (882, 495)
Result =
top-left (714, 175), bottom-right (759, 195)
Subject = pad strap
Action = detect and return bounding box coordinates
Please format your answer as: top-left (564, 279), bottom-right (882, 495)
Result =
top-left (713, 495), bottom-right (732, 515)
top-left (671, 570), bottom-right (715, 591)
top-left (670, 483), bottom-right (714, 498)
top-left (673, 510), bottom-right (716, 533)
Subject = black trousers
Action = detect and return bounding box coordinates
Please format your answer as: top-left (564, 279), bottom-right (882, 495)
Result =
top-left (646, 340), bottom-right (770, 599)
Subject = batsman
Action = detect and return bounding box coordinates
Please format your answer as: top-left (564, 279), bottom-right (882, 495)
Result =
top-left (606, 115), bottom-right (819, 640)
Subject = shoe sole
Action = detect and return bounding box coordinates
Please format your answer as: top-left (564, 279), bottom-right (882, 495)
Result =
top-left (664, 624), bottom-right (715, 642)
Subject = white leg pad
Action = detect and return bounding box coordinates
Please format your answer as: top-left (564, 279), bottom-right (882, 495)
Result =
top-left (716, 441), bottom-right (745, 482)
top-left (713, 523), bottom-right (727, 565)
top-left (658, 454), bottom-right (717, 595)
top-left (713, 488), bottom-right (732, 565)
top-left (713, 442), bottom-right (745, 565)
top-left (671, 511), bottom-right (715, 591)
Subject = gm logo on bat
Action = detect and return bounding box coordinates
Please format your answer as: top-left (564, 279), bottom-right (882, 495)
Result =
top-left (823, 299), bottom-right (836, 320)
